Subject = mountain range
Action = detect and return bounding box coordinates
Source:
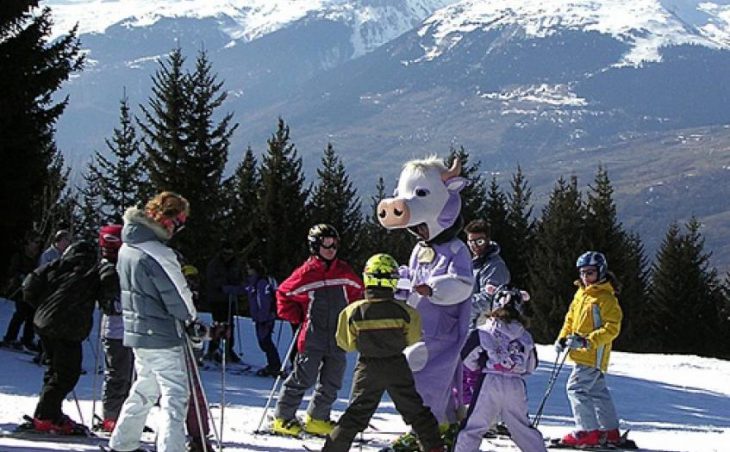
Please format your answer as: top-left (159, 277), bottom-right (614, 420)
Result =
top-left (46, 0), bottom-right (730, 273)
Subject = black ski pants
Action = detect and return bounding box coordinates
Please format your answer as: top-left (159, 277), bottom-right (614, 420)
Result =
top-left (4, 299), bottom-right (36, 346)
top-left (34, 335), bottom-right (82, 422)
top-left (323, 355), bottom-right (443, 452)
top-left (207, 300), bottom-right (236, 355)
top-left (102, 338), bottom-right (134, 421)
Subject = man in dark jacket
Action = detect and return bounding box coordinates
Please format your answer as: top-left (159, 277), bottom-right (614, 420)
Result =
top-left (2, 234), bottom-right (41, 351)
top-left (23, 240), bottom-right (118, 434)
top-left (244, 259), bottom-right (281, 376)
top-left (271, 224), bottom-right (363, 437)
top-left (205, 241), bottom-right (243, 363)
top-left (323, 254), bottom-right (444, 452)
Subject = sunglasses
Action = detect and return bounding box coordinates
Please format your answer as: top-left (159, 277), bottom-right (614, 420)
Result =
top-left (320, 238), bottom-right (338, 250)
top-left (467, 238), bottom-right (487, 246)
top-left (579, 269), bottom-right (597, 276)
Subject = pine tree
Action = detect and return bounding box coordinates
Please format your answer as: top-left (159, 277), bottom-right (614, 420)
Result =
top-left (0, 2), bottom-right (83, 279)
top-left (223, 146), bottom-right (260, 258)
top-left (648, 218), bottom-right (722, 355)
top-left (139, 48), bottom-right (189, 193)
top-left (483, 176), bottom-right (509, 247)
top-left (501, 166), bottom-right (534, 289)
top-left (175, 49), bottom-right (237, 264)
top-left (444, 146), bottom-right (487, 225)
top-left (90, 93), bottom-right (147, 221)
top-left (528, 176), bottom-right (586, 343)
top-left (584, 166), bottom-right (649, 350)
top-left (308, 143), bottom-right (363, 266)
top-left (258, 118), bottom-right (309, 279)
top-left (76, 164), bottom-right (103, 241)
top-left (361, 176), bottom-right (415, 265)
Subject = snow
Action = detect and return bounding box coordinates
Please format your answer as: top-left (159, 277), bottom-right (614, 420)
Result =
top-left (414, 0), bottom-right (730, 65)
top-left (0, 297), bottom-right (729, 451)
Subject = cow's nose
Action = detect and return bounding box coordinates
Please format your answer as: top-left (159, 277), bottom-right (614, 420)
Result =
top-left (377, 199), bottom-right (410, 228)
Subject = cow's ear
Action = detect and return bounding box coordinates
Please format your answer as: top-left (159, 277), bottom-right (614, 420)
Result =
top-left (445, 176), bottom-right (468, 193)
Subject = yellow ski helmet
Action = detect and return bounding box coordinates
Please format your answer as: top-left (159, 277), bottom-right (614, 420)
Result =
top-left (182, 264), bottom-right (199, 278)
top-left (363, 253), bottom-right (399, 289)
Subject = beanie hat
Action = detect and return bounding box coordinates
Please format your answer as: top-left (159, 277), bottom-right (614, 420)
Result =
top-left (54, 229), bottom-right (70, 243)
top-left (99, 224), bottom-right (123, 259)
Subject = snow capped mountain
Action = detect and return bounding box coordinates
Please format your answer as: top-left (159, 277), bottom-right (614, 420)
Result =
top-left (45, 0), bottom-right (458, 57)
top-left (414, 0), bottom-right (730, 66)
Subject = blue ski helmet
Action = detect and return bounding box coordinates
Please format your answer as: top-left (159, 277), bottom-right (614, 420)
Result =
top-left (576, 251), bottom-right (607, 280)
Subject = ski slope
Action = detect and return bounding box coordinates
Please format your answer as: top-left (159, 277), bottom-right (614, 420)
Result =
top-left (0, 297), bottom-right (728, 451)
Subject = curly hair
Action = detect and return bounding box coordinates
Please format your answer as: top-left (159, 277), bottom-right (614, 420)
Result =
top-left (144, 191), bottom-right (190, 224)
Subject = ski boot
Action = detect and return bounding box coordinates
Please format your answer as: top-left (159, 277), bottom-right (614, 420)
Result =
top-left (271, 417), bottom-right (303, 437)
top-left (32, 415), bottom-right (89, 435)
top-left (303, 414), bottom-right (336, 436)
top-left (390, 431), bottom-right (420, 452)
top-left (560, 429), bottom-right (601, 447)
top-left (187, 437), bottom-right (215, 452)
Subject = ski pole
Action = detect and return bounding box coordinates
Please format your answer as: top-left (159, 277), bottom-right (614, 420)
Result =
top-left (254, 324), bottom-right (302, 434)
top-left (71, 389), bottom-right (85, 426)
top-left (90, 311), bottom-right (104, 428)
top-left (185, 342), bottom-right (209, 452)
top-left (185, 336), bottom-right (222, 450)
top-left (532, 348), bottom-right (569, 428)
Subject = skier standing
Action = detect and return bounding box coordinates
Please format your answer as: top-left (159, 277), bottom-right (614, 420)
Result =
top-left (2, 234), bottom-right (41, 351)
top-left (22, 240), bottom-right (118, 434)
top-left (323, 253), bottom-right (445, 452)
top-left (108, 192), bottom-right (201, 452)
top-left (554, 251), bottom-right (623, 448)
top-left (453, 286), bottom-right (546, 452)
top-left (244, 259), bottom-right (282, 377)
top-left (462, 219), bottom-right (510, 408)
top-left (97, 224), bottom-right (134, 434)
top-left (205, 241), bottom-right (243, 363)
top-left (270, 224), bottom-right (363, 437)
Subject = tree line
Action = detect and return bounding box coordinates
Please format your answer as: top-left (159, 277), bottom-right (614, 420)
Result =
top-left (2, 3), bottom-right (728, 358)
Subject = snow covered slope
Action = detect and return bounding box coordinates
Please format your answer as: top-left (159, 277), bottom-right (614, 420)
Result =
top-left (414, 0), bottom-right (730, 65)
top-left (0, 298), bottom-right (728, 451)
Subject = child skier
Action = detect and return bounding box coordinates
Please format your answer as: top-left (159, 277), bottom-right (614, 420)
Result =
top-left (323, 254), bottom-right (445, 452)
top-left (244, 259), bottom-right (282, 377)
top-left (554, 251), bottom-right (623, 448)
top-left (453, 285), bottom-right (546, 452)
top-left (271, 224), bottom-right (363, 437)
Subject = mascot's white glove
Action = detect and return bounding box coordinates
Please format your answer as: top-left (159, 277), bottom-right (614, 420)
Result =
top-left (404, 341), bottom-right (429, 372)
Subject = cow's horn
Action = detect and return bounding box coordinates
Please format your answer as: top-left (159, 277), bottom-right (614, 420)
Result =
top-left (442, 157), bottom-right (462, 181)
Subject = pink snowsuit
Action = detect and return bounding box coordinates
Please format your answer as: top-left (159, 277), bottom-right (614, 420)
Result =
top-left (454, 318), bottom-right (546, 452)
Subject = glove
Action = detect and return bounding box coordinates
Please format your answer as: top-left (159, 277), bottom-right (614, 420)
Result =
top-left (186, 320), bottom-right (208, 343)
top-left (566, 334), bottom-right (589, 350)
top-left (209, 321), bottom-right (231, 340)
top-left (554, 337), bottom-right (567, 354)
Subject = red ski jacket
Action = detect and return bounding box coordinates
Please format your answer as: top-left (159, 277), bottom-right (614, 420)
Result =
top-left (277, 256), bottom-right (363, 353)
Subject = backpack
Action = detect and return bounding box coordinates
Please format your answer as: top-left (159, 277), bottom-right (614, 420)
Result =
top-left (21, 260), bottom-right (59, 308)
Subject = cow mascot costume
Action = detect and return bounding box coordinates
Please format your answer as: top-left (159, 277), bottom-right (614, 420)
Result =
top-left (378, 156), bottom-right (474, 447)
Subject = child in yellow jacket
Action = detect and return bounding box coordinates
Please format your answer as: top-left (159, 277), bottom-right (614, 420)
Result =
top-left (554, 251), bottom-right (623, 448)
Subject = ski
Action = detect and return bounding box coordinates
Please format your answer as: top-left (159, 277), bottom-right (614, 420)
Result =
top-left (547, 437), bottom-right (639, 451)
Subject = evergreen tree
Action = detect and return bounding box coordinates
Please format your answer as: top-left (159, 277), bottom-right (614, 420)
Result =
top-left (308, 143), bottom-right (363, 266)
top-left (139, 48), bottom-right (189, 193)
top-left (90, 93), bottom-right (147, 221)
top-left (444, 146), bottom-right (487, 225)
top-left (0, 2), bottom-right (83, 279)
top-left (584, 166), bottom-right (649, 350)
top-left (361, 176), bottom-right (415, 265)
top-left (648, 218), bottom-right (723, 355)
top-left (223, 146), bottom-right (261, 259)
top-left (483, 176), bottom-right (509, 247)
top-left (528, 176), bottom-right (586, 343)
top-left (258, 118), bottom-right (309, 279)
top-left (175, 49), bottom-right (237, 264)
top-left (501, 166), bottom-right (534, 289)
top-left (76, 165), bottom-right (103, 241)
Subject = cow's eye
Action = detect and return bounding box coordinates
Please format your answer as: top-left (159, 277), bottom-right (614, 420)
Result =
top-left (415, 188), bottom-right (430, 197)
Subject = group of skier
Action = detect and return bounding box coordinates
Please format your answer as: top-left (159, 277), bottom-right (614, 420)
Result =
top-left (0, 154), bottom-right (626, 452)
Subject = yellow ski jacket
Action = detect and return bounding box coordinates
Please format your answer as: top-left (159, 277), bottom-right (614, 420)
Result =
top-left (558, 281), bottom-right (622, 372)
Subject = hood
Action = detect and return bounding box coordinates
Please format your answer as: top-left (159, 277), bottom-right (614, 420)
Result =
top-left (122, 206), bottom-right (172, 244)
top-left (481, 317), bottom-right (526, 341)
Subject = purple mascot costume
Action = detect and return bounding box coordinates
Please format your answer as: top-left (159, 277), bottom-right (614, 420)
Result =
top-left (378, 156), bottom-right (474, 425)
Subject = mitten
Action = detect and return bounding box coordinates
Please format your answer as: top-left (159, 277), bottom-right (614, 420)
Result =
top-left (554, 337), bottom-right (567, 354)
top-left (186, 320), bottom-right (208, 343)
top-left (566, 334), bottom-right (589, 350)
